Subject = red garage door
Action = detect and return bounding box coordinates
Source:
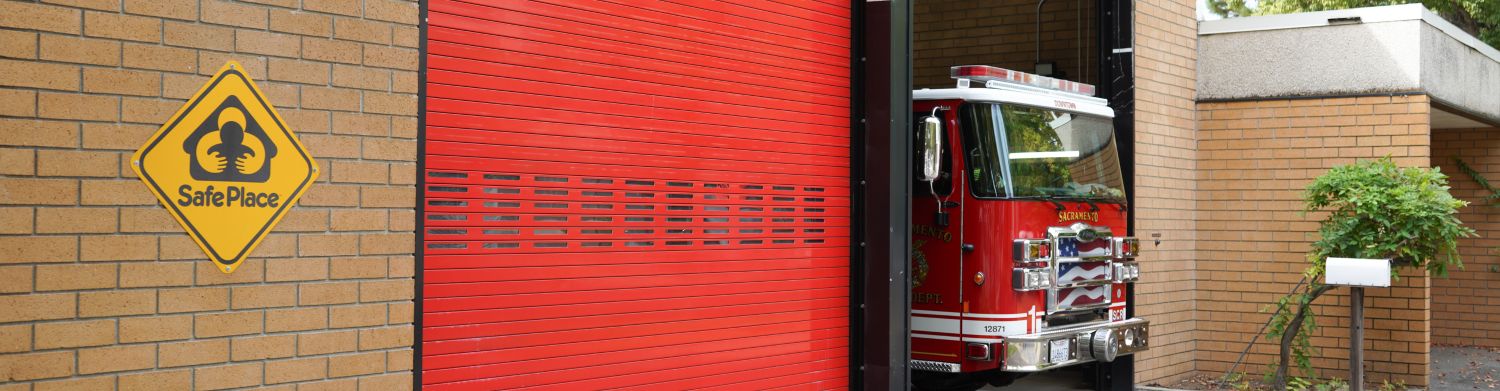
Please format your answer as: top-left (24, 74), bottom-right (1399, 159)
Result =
top-left (420, 1), bottom-right (853, 389)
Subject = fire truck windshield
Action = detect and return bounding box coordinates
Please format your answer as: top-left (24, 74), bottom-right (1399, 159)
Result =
top-left (959, 103), bottom-right (1125, 201)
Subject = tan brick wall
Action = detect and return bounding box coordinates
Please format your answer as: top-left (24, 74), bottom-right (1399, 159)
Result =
top-left (1195, 96), bottom-right (1432, 386)
top-left (1432, 126), bottom-right (1500, 347)
top-left (0, 0), bottom-right (417, 389)
top-left (913, 0), bottom-right (1098, 89)
top-left (1131, 0), bottom-right (1201, 385)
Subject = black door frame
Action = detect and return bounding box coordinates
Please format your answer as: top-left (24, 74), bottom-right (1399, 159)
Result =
top-left (854, 0), bottom-right (913, 390)
top-left (1093, 0), bottom-right (1137, 389)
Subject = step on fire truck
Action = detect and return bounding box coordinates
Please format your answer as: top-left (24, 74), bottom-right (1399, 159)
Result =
top-left (909, 65), bottom-right (1149, 391)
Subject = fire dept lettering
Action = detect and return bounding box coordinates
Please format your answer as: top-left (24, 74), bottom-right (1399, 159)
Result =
top-left (1058, 211), bottom-right (1099, 222)
top-left (914, 292), bottom-right (944, 304)
top-left (912, 224), bottom-right (953, 242)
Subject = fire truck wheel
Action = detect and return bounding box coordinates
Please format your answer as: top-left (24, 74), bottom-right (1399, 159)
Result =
top-left (911, 371), bottom-right (986, 391)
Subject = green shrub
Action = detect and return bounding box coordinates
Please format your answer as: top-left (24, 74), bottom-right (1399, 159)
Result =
top-left (1303, 157), bottom-right (1474, 277)
top-left (1266, 157), bottom-right (1474, 389)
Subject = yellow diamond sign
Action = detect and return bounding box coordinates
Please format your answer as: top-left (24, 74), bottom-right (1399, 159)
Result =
top-left (132, 61), bottom-right (317, 273)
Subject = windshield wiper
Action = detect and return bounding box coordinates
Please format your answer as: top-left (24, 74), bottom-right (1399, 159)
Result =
top-left (1023, 194), bottom-right (1110, 212)
top-left (1076, 197), bottom-right (1100, 212)
top-left (1043, 196), bottom-right (1066, 212)
top-left (1019, 195), bottom-right (1067, 211)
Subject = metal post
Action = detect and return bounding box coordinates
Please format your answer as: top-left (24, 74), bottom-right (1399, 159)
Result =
top-left (1351, 286), bottom-right (1364, 391)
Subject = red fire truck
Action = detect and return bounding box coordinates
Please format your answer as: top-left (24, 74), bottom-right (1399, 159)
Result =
top-left (908, 65), bottom-right (1149, 390)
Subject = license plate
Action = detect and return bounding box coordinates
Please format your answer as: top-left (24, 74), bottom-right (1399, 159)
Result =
top-left (1049, 339), bottom-right (1070, 363)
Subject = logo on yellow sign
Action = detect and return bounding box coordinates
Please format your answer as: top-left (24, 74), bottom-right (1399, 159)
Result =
top-left (132, 61), bottom-right (317, 273)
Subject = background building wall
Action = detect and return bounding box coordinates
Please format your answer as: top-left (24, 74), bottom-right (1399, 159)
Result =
top-left (1195, 96), bottom-right (1432, 386)
top-left (0, 0), bottom-right (418, 389)
top-left (912, 0), bottom-right (1097, 89)
top-left (1431, 126), bottom-right (1500, 347)
top-left (1130, 0), bottom-right (1201, 385)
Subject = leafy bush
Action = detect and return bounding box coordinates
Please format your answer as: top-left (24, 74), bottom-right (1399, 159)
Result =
top-left (1266, 157), bottom-right (1474, 389)
top-left (1303, 157), bottom-right (1474, 277)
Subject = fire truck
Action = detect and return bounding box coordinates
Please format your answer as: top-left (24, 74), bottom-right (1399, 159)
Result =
top-left (908, 65), bottom-right (1149, 390)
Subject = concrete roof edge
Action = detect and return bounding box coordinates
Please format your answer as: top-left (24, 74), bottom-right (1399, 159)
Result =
top-left (1198, 4), bottom-right (1500, 63)
top-left (1417, 7), bottom-right (1500, 63)
top-left (1198, 4), bottom-right (1425, 35)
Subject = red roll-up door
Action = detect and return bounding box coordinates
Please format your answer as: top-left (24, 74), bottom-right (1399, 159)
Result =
top-left (421, 1), bottom-right (853, 389)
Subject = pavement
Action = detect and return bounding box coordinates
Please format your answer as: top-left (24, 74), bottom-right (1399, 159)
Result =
top-left (974, 346), bottom-right (1500, 390)
top-left (1432, 345), bottom-right (1500, 390)
top-left (980, 364), bottom-right (1094, 390)
top-left (967, 346), bottom-right (1500, 390)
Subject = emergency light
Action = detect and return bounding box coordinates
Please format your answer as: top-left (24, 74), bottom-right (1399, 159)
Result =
top-left (951, 65), bottom-right (1097, 97)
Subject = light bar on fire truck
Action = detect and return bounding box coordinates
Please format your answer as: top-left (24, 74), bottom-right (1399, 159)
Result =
top-left (951, 65), bottom-right (1097, 97)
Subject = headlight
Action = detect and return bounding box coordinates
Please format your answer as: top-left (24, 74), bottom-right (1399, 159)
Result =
top-left (1013, 267), bottom-right (1053, 291)
top-left (1112, 262), bottom-right (1140, 283)
top-left (1013, 239), bottom-right (1052, 263)
top-left (1112, 237), bottom-right (1139, 258)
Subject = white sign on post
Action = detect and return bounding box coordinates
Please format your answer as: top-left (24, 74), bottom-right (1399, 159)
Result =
top-left (1324, 257), bottom-right (1391, 391)
top-left (1325, 257), bottom-right (1391, 287)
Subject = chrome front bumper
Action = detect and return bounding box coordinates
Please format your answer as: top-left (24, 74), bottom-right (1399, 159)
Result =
top-left (1002, 318), bottom-right (1149, 372)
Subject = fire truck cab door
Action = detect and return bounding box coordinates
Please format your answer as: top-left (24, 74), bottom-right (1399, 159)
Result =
top-left (911, 105), bottom-right (964, 316)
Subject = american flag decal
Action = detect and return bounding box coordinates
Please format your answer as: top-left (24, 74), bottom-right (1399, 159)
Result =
top-left (1056, 262), bottom-right (1111, 284)
top-left (1057, 285), bottom-right (1109, 309)
top-left (1056, 236), bottom-right (1111, 258)
top-left (1057, 237), bottom-right (1079, 257)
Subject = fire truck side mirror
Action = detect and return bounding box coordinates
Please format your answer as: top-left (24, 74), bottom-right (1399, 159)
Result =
top-left (921, 115), bottom-right (942, 182)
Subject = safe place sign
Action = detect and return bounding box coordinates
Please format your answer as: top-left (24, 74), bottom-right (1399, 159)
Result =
top-left (132, 61), bottom-right (317, 273)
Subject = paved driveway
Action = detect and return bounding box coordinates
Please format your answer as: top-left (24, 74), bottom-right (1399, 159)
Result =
top-left (1433, 345), bottom-right (1500, 390)
top-left (980, 364), bottom-right (1094, 390)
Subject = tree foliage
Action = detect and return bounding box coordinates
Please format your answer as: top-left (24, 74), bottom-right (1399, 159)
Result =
top-left (1208, 0), bottom-right (1256, 17)
top-left (1303, 157), bottom-right (1473, 277)
top-left (1206, 0), bottom-right (1500, 49)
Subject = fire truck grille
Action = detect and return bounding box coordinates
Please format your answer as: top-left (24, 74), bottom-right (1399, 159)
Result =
top-left (1056, 261), bottom-right (1111, 286)
top-left (1055, 285), bottom-right (1110, 310)
top-left (1047, 223), bottom-right (1115, 315)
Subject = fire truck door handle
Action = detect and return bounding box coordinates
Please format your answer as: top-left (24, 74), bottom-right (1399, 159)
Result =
top-left (962, 243), bottom-right (975, 252)
top-left (942, 201), bottom-right (960, 209)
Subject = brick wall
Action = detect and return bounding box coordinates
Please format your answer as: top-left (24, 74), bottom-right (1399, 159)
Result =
top-left (1432, 126), bottom-right (1500, 347)
top-left (0, 0), bottom-right (418, 389)
top-left (1195, 96), bottom-right (1432, 386)
top-left (1130, 0), bottom-right (1200, 385)
top-left (913, 0), bottom-right (1097, 89)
